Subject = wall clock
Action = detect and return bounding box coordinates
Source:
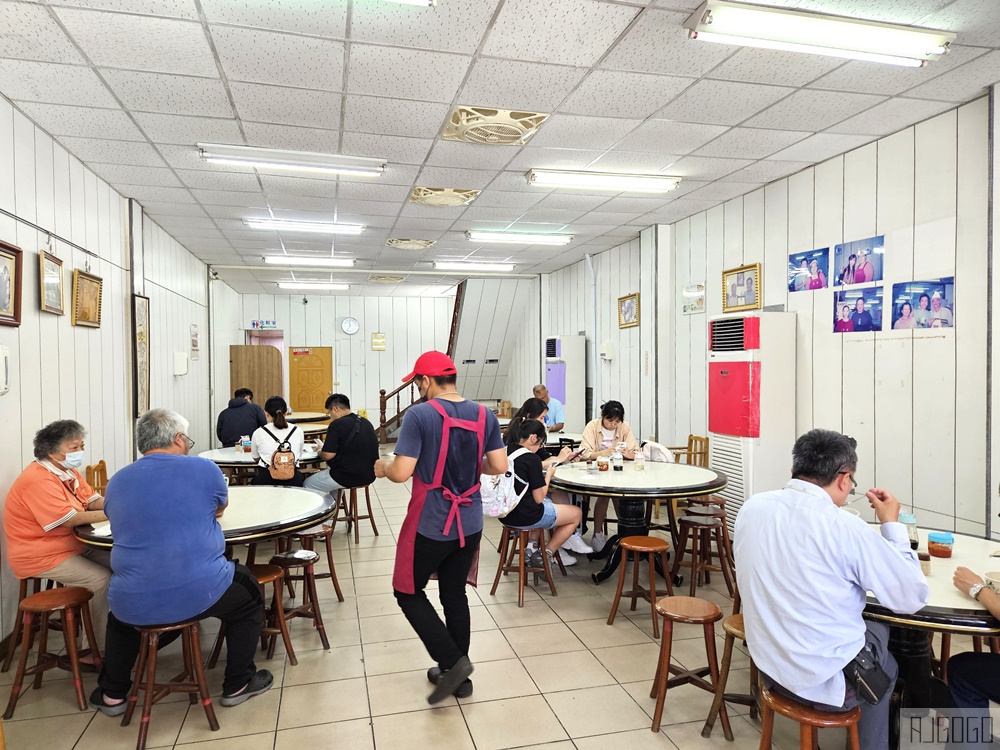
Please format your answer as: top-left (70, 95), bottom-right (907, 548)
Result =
top-left (342, 316), bottom-right (360, 335)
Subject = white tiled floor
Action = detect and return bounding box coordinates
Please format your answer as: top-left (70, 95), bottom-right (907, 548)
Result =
top-left (1, 476), bottom-right (977, 750)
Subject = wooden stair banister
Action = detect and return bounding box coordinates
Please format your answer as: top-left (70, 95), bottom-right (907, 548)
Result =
top-left (378, 381), bottom-right (419, 444)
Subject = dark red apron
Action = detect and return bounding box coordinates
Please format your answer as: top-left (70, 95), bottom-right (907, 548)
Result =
top-left (392, 399), bottom-right (487, 595)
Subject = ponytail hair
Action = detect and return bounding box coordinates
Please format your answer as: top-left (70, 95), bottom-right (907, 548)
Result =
top-left (264, 396), bottom-right (289, 430)
top-left (505, 397), bottom-right (548, 446)
top-left (516, 418), bottom-right (546, 446)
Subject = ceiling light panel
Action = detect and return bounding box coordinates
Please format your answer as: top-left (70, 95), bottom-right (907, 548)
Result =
top-left (263, 256), bottom-right (356, 267)
top-left (244, 219), bottom-right (365, 234)
top-left (465, 231), bottom-right (573, 246)
top-left (434, 262), bottom-right (516, 272)
top-left (527, 169), bottom-right (681, 193)
top-left (199, 143), bottom-right (385, 176)
top-left (277, 282), bottom-right (351, 290)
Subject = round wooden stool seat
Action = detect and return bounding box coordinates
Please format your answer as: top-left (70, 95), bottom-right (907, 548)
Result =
top-left (760, 684), bottom-right (860, 727)
top-left (722, 613), bottom-right (745, 640)
top-left (267, 550), bottom-right (329, 650)
top-left (293, 524), bottom-right (333, 539)
top-left (270, 550), bottom-right (320, 568)
top-left (684, 505), bottom-right (726, 519)
top-left (678, 515), bottom-right (724, 528)
top-left (672, 514), bottom-right (735, 598)
top-left (687, 494), bottom-right (726, 507)
top-left (608, 536), bottom-right (673, 637)
top-left (247, 564), bottom-right (283, 586)
top-left (620, 535), bottom-right (669, 553)
top-left (134, 618), bottom-right (199, 634)
top-left (20, 587), bottom-right (92, 613)
top-left (655, 595), bottom-right (722, 624)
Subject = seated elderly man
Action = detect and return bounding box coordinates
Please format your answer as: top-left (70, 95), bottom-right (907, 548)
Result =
top-left (90, 408), bottom-right (271, 716)
top-left (735, 429), bottom-right (929, 749)
top-left (5, 419), bottom-right (111, 655)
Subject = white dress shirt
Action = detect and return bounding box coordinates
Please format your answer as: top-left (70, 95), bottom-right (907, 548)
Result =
top-left (734, 479), bottom-right (929, 706)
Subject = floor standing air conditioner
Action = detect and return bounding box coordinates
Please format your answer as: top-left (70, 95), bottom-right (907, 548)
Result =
top-left (544, 335), bottom-right (585, 432)
top-left (707, 313), bottom-right (796, 531)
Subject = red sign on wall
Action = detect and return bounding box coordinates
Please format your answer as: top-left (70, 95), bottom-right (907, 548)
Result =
top-left (292, 348), bottom-right (311, 356)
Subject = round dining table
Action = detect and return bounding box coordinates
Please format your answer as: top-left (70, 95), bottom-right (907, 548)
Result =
top-left (545, 432), bottom-right (584, 447)
top-left (549, 461), bottom-right (727, 583)
top-left (300, 422), bottom-right (331, 439)
top-left (75, 486), bottom-right (336, 549)
top-left (198, 447), bottom-right (324, 470)
top-left (286, 411), bottom-right (329, 423)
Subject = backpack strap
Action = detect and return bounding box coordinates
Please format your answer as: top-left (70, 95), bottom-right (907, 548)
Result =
top-left (507, 447), bottom-right (532, 499)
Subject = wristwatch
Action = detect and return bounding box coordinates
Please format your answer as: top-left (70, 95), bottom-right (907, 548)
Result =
top-left (969, 583), bottom-right (985, 600)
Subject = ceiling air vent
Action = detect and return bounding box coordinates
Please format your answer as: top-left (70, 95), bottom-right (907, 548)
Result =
top-left (408, 187), bottom-right (480, 207)
top-left (442, 106), bottom-right (549, 146)
top-left (387, 238), bottom-right (435, 250)
top-left (368, 275), bottom-right (405, 284)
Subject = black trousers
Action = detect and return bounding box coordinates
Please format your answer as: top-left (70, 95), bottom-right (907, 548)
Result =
top-left (394, 531), bottom-right (482, 671)
top-left (98, 564), bottom-right (264, 698)
top-left (251, 467), bottom-right (305, 487)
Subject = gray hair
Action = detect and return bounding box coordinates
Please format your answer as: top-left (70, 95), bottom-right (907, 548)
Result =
top-left (532, 384), bottom-right (547, 395)
top-left (33, 420), bottom-right (86, 460)
top-left (791, 429), bottom-right (858, 487)
top-left (136, 408), bottom-right (190, 454)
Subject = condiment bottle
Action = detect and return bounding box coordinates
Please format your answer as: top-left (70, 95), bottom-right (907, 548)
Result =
top-left (634, 450), bottom-right (645, 472)
top-left (899, 512), bottom-right (919, 550)
top-left (611, 446), bottom-right (624, 472)
top-left (917, 552), bottom-right (931, 576)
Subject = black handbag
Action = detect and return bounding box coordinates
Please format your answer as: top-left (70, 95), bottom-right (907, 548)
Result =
top-left (843, 643), bottom-right (892, 705)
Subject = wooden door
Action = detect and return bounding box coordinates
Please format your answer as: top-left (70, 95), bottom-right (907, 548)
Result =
top-left (289, 346), bottom-right (333, 412)
top-left (229, 345), bottom-right (283, 405)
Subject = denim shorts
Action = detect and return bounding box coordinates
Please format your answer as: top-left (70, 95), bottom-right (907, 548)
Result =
top-left (504, 498), bottom-right (558, 531)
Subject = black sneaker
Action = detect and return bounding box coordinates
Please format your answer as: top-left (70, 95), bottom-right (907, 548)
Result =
top-left (220, 669), bottom-right (273, 707)
top-left (89, 687), bottom-right (127, 717)
top-left (427, 656), bottom-right (474, 704)
top-left (527, 550), bottom-right (546, 569)
top-left (427, 666), bottom-right (473, 698)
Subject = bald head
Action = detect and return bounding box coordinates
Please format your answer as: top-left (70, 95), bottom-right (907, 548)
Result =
top-left (532, 384), bottom-right (550, 403)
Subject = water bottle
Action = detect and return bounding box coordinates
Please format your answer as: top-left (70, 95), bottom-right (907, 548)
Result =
top-left (634, 450), bottom-right (645, 472)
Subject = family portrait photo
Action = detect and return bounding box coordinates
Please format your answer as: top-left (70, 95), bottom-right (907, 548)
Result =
top-left (788, 248), bottom-right (830, 292)
top-left (722, 263), bottom-right (762, 313)
top-left (833, 286), bottom-right (884, 333)
top-left (833, 235), bottom-right (884, 286)
top-left (890, 277), bottom-right (955, 329)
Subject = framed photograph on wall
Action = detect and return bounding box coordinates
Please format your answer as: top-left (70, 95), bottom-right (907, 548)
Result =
top-left (833, 286), bottom-right (884, 333)
top-left (682, 283), bottom-right (705, 315)
top-left (788, 248), bottom-right (830, 293)
top-left (71, 269), bottom-right (103, 327)
top-left (39, 250), bottom-right (64, 315)
top-left (618, 292), bottom-right (639, 328)
top-left (0, 240), bottom-right (23, 327)
top-left (132, 294), bottom-right (150, 416)
top-left (890, 277), bottom-right (954, 329)
top-left (722, 263), bottom-right (762, 313)
top-left (833, 234), bottom-right (884, 286)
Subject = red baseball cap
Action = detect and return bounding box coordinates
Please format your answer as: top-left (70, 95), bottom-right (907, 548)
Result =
top-left (402, 350), bottom-right (457, 383)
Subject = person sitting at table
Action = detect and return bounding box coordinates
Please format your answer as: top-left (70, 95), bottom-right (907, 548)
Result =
top-left (90, 408), bottom-right (271, 716)
top-left (216, 388), bottom-right (266, 448)
top-left (4, 419), bottom-right (111, 656)
top-left (303, 393), bottom-right (379, 496)
top-left (250, 396), bottom-right (305, 486)
top-left (579, 401), bottom-right (640, 552)
top-left (532, 384), bottom-right (565, 432)
top-left (734, 429), bottom-right (928, 750)
top-left (945, 568), bottom-right (1000, 726)
top-left (503, 420), bottom-right (583, 570)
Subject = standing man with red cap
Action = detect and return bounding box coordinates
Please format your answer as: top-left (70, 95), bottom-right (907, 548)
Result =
top-left (375, 351), bottom-right (507, 704)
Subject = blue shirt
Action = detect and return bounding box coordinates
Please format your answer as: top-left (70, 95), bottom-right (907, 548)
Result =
top-left (394, 398), bottom-right (504, 541)
top-left (105, 453), bottom-right (234, 626)
top-left (543, 397), bottom-right (565, 428)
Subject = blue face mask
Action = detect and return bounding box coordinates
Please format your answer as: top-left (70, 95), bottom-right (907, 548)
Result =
top-left (60, 451), bottom-right (86, 470)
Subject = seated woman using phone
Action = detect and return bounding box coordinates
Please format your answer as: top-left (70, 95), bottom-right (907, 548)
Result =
top-left (503, 419), bottom-right (583, 570)
top-left (579, 400), bottom-right (640, 552)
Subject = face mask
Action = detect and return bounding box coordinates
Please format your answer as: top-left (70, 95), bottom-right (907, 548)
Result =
top-left (60, 451), bottom-right (86, 470)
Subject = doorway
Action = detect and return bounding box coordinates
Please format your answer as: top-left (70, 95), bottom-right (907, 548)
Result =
top-left (229, 345), bottom-right (283, 408)
top-left (289, 346), bottom-right (333, 412)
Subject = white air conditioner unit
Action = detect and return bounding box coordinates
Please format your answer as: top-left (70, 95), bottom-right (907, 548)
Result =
top-left (544, 335), bottom-right (585, 432)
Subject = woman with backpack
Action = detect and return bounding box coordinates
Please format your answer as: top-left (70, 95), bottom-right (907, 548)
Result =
top-left (250, 396), bottom-right (305, 486)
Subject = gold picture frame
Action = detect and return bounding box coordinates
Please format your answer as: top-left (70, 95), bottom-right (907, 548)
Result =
top-left (618, 292), bottom-right (639, 328)
top-left (71, 269), bottom-right (103, 327)
top-left (722, 263), bottom-right (762, 314)
top-left (0, 240), bottom-right (23, 327)
top-left (39, 251), bottom-right (64, 315)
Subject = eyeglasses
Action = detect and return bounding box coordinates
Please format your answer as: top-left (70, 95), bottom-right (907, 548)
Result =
top-left (839, 470), bottom-right (861, 500)
top-left (181, 434), bottom-right (195, 450)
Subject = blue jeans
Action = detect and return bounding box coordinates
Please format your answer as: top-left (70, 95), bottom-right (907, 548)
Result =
top-left (503, 498), bottom-right (558, 531)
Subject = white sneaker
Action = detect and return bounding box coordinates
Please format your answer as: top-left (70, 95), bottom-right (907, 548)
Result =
top-left (562, 532), bottom-right (594, 555)
top-left (591, 532), bottom-right (608, 553)
top-left (555, 548), bottom-right (577, 566)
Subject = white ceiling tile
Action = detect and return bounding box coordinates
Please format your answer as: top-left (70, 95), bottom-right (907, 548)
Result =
top-left (525, 114), bottom-right (641, 151)
top-left (518, 208), bottom-right (587, 225)
top-left (134, 111), bottom-right (243, 145)
top-left (192, 189), bottom-right (269, 206)
top-left (600, 10), bottom-right (733, 77)
top-left (400, 204), bottom-right (467, 220)
top-left (153, 215), bottom-right (217, 230)
top-left (916, 0), bottom-right (1000, 48)
top-left (0, 3), bottom-right (86, 64)
top-left (707, 48), bottom-right (843, 87)
top-left (127, 185), bottom-right (197, 203)
top-left (343, 95), bottom-right (450, 138)
top-left (470, 190), bottom-right (544, 209)
top-left (654, 0), bottom-right (721, 7)
top-left (533, 193), bottom-right (612, 211)
top-left (569, 212), bottom-right (638, 225)
top-left (242, 121), bottom-right (340, 152)
top-left (505, 147), bottom-right (604, 171)
top-left (211, 26), bottom-right (344, 91)
top-left (794, 0), bottom-right (951, 24)
top-left (483, 0), bottom-right (638, 67)
top-left (101, 69), bottom-right (233, 118)
top-left (347, 44), bottom-right (470, 103)
top-left (263, 195), bottom-right (334, 212)
top-left (462, 206), bottom-right (522, 223)
top-left (341, 163), bottom-right (419, 187)
top-left (743, 89), bottom-right (887, 131)
top-left (54, 9), bottom-right (217, 76)
top-left (665, 155), bottom-right (753, 180)
top-left (258, 175), bottom-right (339, 199)
top-left (561, 70), bottom-right (693, 119)
top-left (616, 120), bottom-right (730, 155)
top-left (693, 127), bottom-right (811, 159)
top-left (657, 79), bottom-right (795, 126)
top-left (808, 45), bottom-right (988, 97)
top-left (57, 137), bottom-right (166, 167)
top-left (586, 150), bottom-right (682, 173)
top-left (488, 171), bottom-right (548, 192)
top-left (681, 181), bottom-right (760, 202)
top-left (230, 82), bottom-right (341, 129)
top-left (335, 199), bottom-right (399, 217)
top-left (91, 163), bottom-right (183, 187)
top-left (593, 196), bottom-right (671, 214)
top-left (335, 182), bottom-right (412, 203)
top-left (825, 97), bottom-right (956, 136)
top-left (351, 0), bottom-right (498, 55)
top-left (340, 132), bottom-right (433, 166)
top-left (664, 179), bottom-right (710, 197)
top-left (176, 169), bottom-right (261, 192)
top-left (194, 203), bottom-right (246, 219)
top-left (903, 51), bottom-right (1000, 103)
top-left (459, 58), bottom-right (587, 113)
top-left (721, 160), bottom-right (811, 183)
top-left (425, 141), bottom-right (518, 171)
top-left (201, 0), bottom-right (347, 37)
top-left (157, 143), bottom-right (253, 172)
top-left (17, 102), bottom-right (145, 140)
top-left (45, 0), bottom-right (199, 19)
top-left (640, 198), bottom-right (719, 223)
top-left (764, 132), bottom-right (875, 162)
top-left (133, 201), bottom-right (208, 218)
top-left (0, 60), bottom-right (118, 107)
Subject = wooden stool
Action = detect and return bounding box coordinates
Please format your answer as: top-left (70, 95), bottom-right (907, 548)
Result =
top-left (758, 683), bottom-right (861, 750)
top-left (2, 578), bottom-right (56, 673)
top-left (208, 564), bottom-right (297, 668)
top-left (490, 527), bottom-right (565, 607)
top-left (650, 596), bottom-right (728, 734)
top-left (292, 524), bottom-right (345, 602)
top-left (3, 587), bottom-right (100, 719)
top-left (671, 515), bottom-right (735, 597)
top-left (270, 550), bottom-right (330, 650)
top-left (124, 620), bottom-right (218, 750)
top-left (607, 536), bottom-right (673, 638)
top-left (702, 608), bottom-right (760, 739)
top-left (330, 485), bottom-right (379, 543)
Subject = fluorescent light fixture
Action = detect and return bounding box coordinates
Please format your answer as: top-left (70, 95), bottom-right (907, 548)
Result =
top-left (527, 169), bottom-right (680, 193)
top-left (263, 256), bottom-right (356, 268)
top-left (684, 1), bottom-right (955, 67)
top-left (277, 282), bottom-right (350, 291)
top-left (465, 230), bottom-right (572, 246)
top-left (198, 143), bottom-right (385, 176)
top-left (384, 0), bottom-right (436, 5)
top-left (435, 262), bottom-right (516, 273)
top-left (244, 219), bottom-right (365, 235)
